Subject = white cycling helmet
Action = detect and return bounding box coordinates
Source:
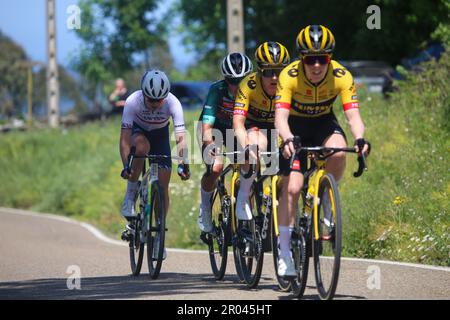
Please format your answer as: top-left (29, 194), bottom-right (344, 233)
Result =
top-left (221, 52), bottom-right (253, 78)
top-left (141, 69), bottom-right (171, 100)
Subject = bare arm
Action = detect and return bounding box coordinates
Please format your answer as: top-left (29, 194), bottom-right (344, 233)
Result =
top-left (175, 131), bottom-right (188, 164)
top-left (344, 108), bottom-right (365, 140)
top-left (344, 108), bottom-right (370, 155)
top-left (275, 107), bottom-right (295, 158)
top-left (233, 114), bottom-right (248, 149)
top-left (119, 128), bottom-right (132, 167)
top-left (275, 107), bottom-right (294, 142)
top-left (201, 122), bottom-right (214, 146)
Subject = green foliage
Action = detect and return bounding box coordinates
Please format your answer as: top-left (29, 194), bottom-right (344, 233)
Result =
top-left (336, 49), bottom-right (450, 266)
top-left (0, 51), bottom-right (448, 264)
top-left (431, 0), bottom-right (450, 47)
top-left (0, 31), bottom-right (29, 118)
top-left (73, 0), bottom-right (171, 83)
top-left (176, 0), bottom-right (449, 65)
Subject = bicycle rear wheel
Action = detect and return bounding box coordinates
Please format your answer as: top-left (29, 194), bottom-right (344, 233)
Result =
top-left (147, 181), bottom-right (166, 279)
top-left (313, 173), bottom-right (342, 300)
top-left (129, 181), bottom-right (145, 276)
top-left (234, 190), bottom-right (264, 289)
top-left (206, 192), bottom-right (231, 280)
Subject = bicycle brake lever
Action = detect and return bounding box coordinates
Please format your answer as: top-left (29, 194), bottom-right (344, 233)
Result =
top-left (353, 154), bottom-right (367, 178)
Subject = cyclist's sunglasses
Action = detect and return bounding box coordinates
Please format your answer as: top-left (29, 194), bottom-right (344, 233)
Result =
top-left (260, 68), bottom-right (283, 78)
top-left (225, 77), bottom-right (244, 85)
top-left (302, 54), bottom-right (331, 66)
top-left (145, 96), bottom-right (164, 103)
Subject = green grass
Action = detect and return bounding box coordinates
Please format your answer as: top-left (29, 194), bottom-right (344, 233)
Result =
top-left (0, 51), bottom-right (448, 265)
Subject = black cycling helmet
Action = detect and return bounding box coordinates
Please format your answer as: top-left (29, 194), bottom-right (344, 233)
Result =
top-left (221, 52), bottom-right (253, 78)
top-left (255, 41), bottom-right (290, 69)
top-left (297, 25), bottom-right (335, 54)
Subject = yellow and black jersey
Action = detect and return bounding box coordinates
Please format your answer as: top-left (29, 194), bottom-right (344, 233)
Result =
top-left (275, 60), bottom-right (359, 118)
top-left (233, 72), bottom-right (276, 127)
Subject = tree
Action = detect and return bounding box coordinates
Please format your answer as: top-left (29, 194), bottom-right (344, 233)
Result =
top-left (176, 0), bottom-right (449, 66)
top-left (72, 1), bottom-right (173, 90)
top-left (0, 31), bottom-right (29, 118)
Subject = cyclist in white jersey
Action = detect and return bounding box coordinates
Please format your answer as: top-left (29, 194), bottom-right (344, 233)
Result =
top-left (119, 70), bottom-right (190, 243)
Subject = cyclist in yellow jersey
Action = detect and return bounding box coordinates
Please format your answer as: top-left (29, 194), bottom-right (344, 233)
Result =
top-left (274, 25), bottom-right (370, 277)
top-left (233, 41), bottom-right (290, 222)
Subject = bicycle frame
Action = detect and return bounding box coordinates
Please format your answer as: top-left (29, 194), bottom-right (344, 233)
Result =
top-left (304, 157), bottom-right (329, 241)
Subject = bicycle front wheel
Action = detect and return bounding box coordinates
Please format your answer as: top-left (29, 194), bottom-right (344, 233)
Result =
top-left (312, 173), bottom-right (342, 300)
top-left (271, 220), bottom-right (292, 292)
top-left (207, 192), bottom-right (231, 280)
top-left (234, 190), bottom-right (264, 289)
top-left (129, 181), bottom-right (145, 276)
top-left (291, 191), bottom-right (311, 298)
top-left (147, 181), bottom-right (166, 279)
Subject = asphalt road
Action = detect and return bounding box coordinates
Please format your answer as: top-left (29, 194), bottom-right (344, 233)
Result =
top-left (0, 207), bottom-right (449, 300)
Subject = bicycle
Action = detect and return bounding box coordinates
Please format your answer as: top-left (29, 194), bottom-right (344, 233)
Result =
top-left (240, 150), bottom-right (298, 292)
top-left (280, 136), bottom-right (369, 299)
top-left (124, 146), bottom-right (182, 279)
top-left (201, 147), bottom-right (270, 288)
top-left (200, 154), bottom-right (234, 281)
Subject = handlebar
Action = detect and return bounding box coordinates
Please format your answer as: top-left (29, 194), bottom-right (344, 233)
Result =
top-left (126, 146), bottom-right (184, 174)
top-left (281, 136), bottom-right (369, 178)
top-left (204, 144), bottom-right (276, 178)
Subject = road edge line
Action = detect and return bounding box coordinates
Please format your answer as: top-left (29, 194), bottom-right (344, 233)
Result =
top-left (2, 207), bottom-right (449, 271)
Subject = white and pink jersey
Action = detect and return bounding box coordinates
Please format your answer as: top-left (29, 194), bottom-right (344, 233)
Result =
top-left (121, 90), bottom-right (186, 133)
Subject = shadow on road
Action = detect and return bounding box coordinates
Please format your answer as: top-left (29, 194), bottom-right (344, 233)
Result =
top-left (0, 272), bottom-right (281, 300)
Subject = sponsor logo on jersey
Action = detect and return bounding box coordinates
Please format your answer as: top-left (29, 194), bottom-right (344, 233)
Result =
top-left (248, 106), bottom-right (274, 120)
top-left (352, 95), bottom-right (358, 100)
top-left (235, 102), bottom-right (245, 108)
top-left (237, 89), bottom-right (247, 100)
top-left (234, 109), bottom-right (246, 116)
top-left (247, 80), bottom-right (257, 89)
top-left (292, 159), bottom-right (301, 171)
top-left (306, 89), bottom-right (312, 95)
top-left (333, 68), bottom-right (346, 78)
top-left (288, 68), bottom-right (299, 77)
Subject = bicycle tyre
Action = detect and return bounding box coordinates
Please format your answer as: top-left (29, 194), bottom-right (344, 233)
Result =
top-left (271, 219), bottom-right (292, 292)
top-left (207, 191), bottom-right (231, 280)
top-left (231, 180), bottom-right (245, 283)
top-left (129, 182), bottom-right (145, 276)
top-left (291, 191), bottom-right (310, 298)
top-left (313, 173), bottom-right (342, 300)
top-left (235, 190), bottom-right (264, 289)
top-left (147, 181), bottom-right (166, 279)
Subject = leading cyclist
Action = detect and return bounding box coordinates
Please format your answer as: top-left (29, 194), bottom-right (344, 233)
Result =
top-left (119, 69), bottom-right (191, 250)
top-left (274, 25), bottom-right (370, 277)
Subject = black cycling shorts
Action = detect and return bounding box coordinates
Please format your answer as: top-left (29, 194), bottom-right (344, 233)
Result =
top-left (279, 114), bottom-right (347, 175)
top-left (131, 122), bottom-right (172, 169)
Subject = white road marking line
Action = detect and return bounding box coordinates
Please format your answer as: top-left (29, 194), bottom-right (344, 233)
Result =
top-left (1, 207), bottom-right (449, 272)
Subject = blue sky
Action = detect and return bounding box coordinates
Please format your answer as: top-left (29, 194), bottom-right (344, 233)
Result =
top-left (0, 0), bottom-right (195, 71)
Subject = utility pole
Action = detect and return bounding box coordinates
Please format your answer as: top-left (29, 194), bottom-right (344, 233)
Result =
top-left (47, 0), bottom-right (60, 128)
top-left (227, 0), bottom-right (245, 53)
top-left (27, 64), bottom-right (33, 127)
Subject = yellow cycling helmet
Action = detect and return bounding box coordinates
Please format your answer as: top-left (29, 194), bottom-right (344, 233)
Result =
top-left (297, 25), bottom-right (335, 54)
top-left (255, 41), bottom-right (290, 69)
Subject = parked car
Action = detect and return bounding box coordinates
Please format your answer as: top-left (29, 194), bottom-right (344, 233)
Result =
top-left (340, 60), bottom-right (394, 93)
top-left (170, 81), bottom-right (212, 110)
top-left (382, 42), bottom-right (445, 96)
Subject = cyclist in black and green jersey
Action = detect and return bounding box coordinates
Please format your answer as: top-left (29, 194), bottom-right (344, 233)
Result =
top-left (198, 52), bottom-right (253, 233)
